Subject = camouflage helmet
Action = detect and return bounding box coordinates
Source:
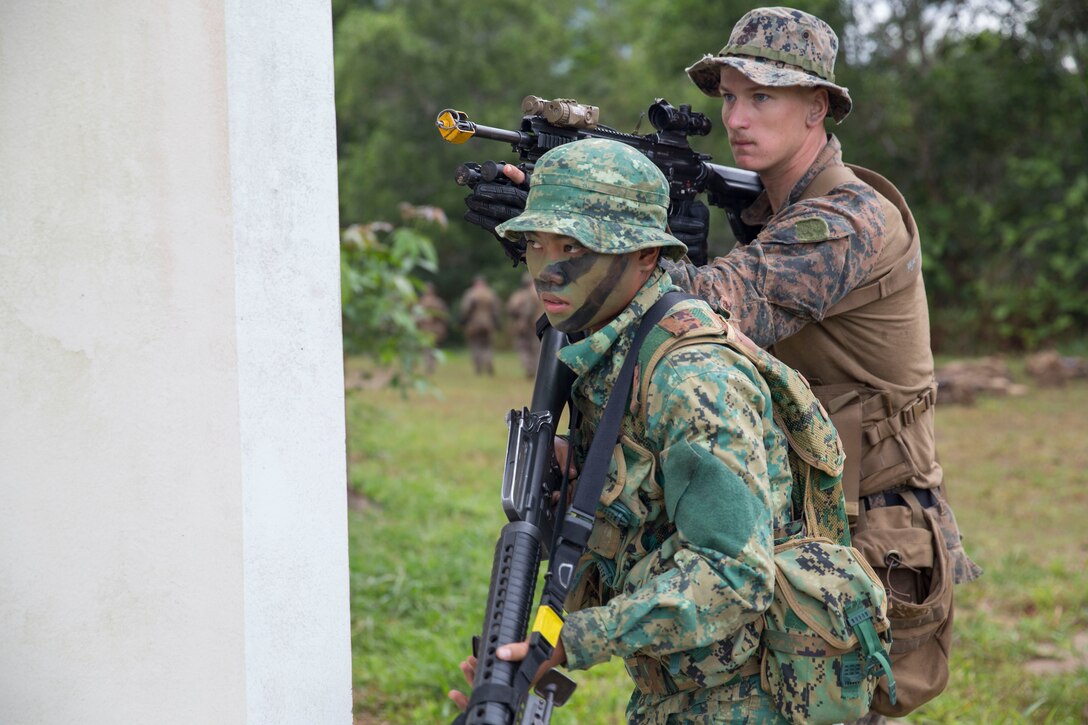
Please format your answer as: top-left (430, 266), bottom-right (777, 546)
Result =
top-left (494, 138), bottom-right (688, 261)
top-left (686, 7), bottom-right (852, 123)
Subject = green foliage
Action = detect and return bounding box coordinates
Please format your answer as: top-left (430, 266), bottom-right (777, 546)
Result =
top-left (835, 1), bottom-right (1088, 351)
top-left (334, 0), bottom-right (1088, 352)
top-left (340, 208), bottom-right (442, 387)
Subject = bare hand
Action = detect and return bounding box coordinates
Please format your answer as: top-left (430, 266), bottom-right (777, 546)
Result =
top-left (553, 436), bottom-right (578, 479)
top-left (447, 638), bottom-right (567, 711)
top-left (501, 163), bottom-right (527, 186)
top-left (551, 436), bottom-right (579, 506)
top-left (447, 654), bottom-right (476, 711)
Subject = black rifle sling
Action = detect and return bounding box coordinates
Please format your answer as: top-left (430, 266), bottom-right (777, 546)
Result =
top-left (541, 291), bottom-right (693, 607)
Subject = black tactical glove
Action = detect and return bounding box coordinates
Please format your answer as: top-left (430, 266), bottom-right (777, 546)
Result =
top-left (460, 161), bottom-right (530, 265)
top-left (667, 198), bottom-right (710, 266)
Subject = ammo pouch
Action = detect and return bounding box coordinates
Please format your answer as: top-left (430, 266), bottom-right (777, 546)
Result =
top-left (851, 489), bottom-right (954, 716)
top-left (761, 537), bottom-right (894, 724)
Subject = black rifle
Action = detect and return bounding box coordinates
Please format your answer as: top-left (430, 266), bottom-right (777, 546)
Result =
top-left (454, 291), bottom-right (692, 724)
top-left (454, 322), bottom-right (580, 725)
top-left (436, 95), bottom-right (763, 244)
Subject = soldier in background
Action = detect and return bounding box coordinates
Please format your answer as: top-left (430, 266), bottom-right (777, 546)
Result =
top-left (506, 272), bottom-right (545, 379)
top-left (416, 282), bottom-right (450, 375)
top-left (459, 274), bottom-right (502, 375)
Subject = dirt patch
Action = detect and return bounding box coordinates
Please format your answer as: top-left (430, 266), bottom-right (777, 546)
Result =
top-left (1024, 630), bottom-right (1088, 676)
top-left (348, 488), bottom-right (379, 512)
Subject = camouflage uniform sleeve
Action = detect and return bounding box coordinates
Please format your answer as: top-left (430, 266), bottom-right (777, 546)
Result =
top-left (661, 189), bottom-right (884, 347)
top-left (561, 347), bottom-right (785, 669)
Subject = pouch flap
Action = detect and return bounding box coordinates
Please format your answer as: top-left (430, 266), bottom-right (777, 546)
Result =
top-left (771, 538), bottom-right (889, 651)
top-left (852, 526), bottom-right (934, 570)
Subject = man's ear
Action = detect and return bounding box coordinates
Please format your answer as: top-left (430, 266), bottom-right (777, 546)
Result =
top-left (637, 247), bottom-right (661, 273)
top-left (807, 88), bottom-right (830, 126)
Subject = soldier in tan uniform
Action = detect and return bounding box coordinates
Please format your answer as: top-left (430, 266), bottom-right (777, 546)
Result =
top-left (459, 275), bottom-right (502, 375)
top-left (416, 282), bottom-right (450, 374)
top-left (506, 272), bottom-right (545, 378)
top-left (662, 8), bottom-right (979, 721)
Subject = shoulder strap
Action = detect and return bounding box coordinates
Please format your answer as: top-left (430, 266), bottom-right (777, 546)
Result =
top-left (544, 291), bottom-right (691, 598)
top-left (800, 163), bottom-right (858, 200)
top-left (797, 163), bottom-right (923, 317)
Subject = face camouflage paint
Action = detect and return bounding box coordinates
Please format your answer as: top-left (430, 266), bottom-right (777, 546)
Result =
top-left (524, 234), bottom-right (640, 334)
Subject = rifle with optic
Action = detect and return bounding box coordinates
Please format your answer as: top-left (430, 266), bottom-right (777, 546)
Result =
top-left (436, 95), bottom-right (764, 247)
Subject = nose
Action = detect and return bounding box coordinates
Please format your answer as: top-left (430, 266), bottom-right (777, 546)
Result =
top-left (723, 100), bottom-right (747, 131)
top-left (536, 263), bottom-right (565, 288)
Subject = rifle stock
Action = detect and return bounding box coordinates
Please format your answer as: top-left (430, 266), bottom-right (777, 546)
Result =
top-left (437, 95), bottom-right (763, 244)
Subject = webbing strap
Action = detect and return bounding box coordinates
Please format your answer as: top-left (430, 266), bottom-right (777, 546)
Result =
top-left (543, 292), bottom-right (692, 606)
top-left (566, 291), bottom-right (692, 525)
top-left (863, 385), bottom-right (937, 447)
top-left (762, 629), bottom-right (855, 657)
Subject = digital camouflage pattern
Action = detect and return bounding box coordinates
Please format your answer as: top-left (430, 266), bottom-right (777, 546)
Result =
top-left (661, 135), bottom-right (981, 585)
top-left (494, 138), bottom-right (688, 261)
top-left (761, 539), bottom-right (893, 723)
top-left (685, 6), bottom-right (853, 123)
top-left (556, 268), bottom-right (793, 722)
top-left (625, 299), bottom-right (896, 724)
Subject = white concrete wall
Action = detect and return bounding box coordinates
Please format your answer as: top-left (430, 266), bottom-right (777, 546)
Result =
top-left (0, 2), bottom-right (351, 723)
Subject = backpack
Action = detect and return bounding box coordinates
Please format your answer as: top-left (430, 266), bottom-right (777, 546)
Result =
top-left (634, 302), bottom-right (897, 724)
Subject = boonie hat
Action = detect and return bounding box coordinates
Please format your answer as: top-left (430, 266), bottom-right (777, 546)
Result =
top-left (495, 138), bottom-right (688, 261)
top-left (686, 6), bottom-right (853, 123)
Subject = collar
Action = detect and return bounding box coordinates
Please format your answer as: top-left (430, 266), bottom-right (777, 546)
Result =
top-left (557, 267), bottom-right (675, 377)
top-left (740, 134), bottom-right (843, 228)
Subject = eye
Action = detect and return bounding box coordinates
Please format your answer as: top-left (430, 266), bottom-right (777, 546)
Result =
top-left (754, 92), bottom-right (771, 103)
top-left (721, 92), bottom-right (736, 104)
top-left (524, 235), bottom-right (543, 250)
top-left (563, 242), bottom-right (587, 255)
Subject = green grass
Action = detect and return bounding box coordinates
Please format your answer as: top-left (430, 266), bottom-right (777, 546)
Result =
top-left (348, 350), bottom-right (1088, 724)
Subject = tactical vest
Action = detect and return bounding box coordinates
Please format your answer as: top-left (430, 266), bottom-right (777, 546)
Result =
top-left (770, 164), bottom-right (939, 521)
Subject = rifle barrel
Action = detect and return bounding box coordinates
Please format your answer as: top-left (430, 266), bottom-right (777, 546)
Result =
top-left (465, 122), bottom-right (530, 147)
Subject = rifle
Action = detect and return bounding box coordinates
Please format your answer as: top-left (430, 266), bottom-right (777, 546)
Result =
top-left (436, 95), bottom-right (763, 244)
top-left (454, 322), bottom-right (580, 725)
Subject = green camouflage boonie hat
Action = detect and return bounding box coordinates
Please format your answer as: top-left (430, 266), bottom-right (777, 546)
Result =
top-left (686, 6), bottom-right (853, 123)
top-left (494, 138), bottom-right (688, 261)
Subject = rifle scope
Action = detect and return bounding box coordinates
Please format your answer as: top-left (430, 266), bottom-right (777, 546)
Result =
top-left (647, 99), bottom-right (712, 137)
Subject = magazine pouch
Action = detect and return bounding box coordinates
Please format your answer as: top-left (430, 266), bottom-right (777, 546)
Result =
top-left (761, 537), bottom-right (895, 724)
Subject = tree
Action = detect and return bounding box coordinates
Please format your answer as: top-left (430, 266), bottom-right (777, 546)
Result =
top-left (340, 204), bottom-right (444, 389)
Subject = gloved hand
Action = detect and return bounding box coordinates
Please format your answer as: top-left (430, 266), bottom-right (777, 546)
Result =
top-left (461, 162), bottom-right (530, 265)
top-left (667, 199), bottom-right (710, 266)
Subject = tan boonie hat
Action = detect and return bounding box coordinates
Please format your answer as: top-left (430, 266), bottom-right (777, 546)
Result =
top-left (686, 6), bottom-right (853, 123)
top-left (495, 138), bottom-right (688, 261)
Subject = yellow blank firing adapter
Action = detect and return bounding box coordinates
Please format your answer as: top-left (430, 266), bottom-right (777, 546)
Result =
top-left (436, 109), bottom-right (475, 144)
top-left (532, 604), bottom-right (564, 647)
top-left (522, 95), bottom-right (600, 129)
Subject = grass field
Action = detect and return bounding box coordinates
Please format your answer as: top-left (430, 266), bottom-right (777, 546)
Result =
top-left (347, 349), bottom-right (1088, 724)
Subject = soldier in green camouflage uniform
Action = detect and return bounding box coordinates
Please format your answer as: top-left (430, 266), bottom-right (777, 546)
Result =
top-left (451, 137), bottom-right (801, 722)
